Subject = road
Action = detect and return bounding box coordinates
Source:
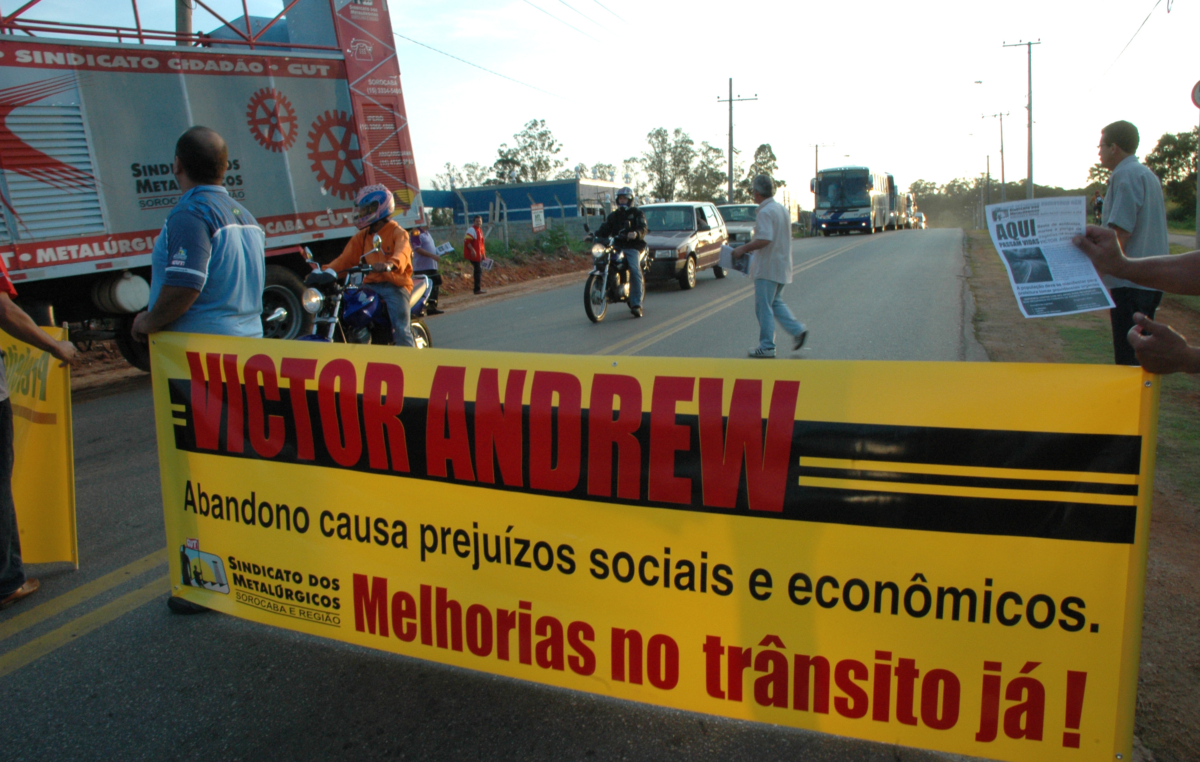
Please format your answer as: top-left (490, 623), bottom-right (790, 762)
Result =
top-left (2, 228), bottom-right (985, 762)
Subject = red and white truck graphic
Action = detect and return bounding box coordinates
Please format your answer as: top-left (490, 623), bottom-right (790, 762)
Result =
top-left (0, 0), bottom-right (423, 368)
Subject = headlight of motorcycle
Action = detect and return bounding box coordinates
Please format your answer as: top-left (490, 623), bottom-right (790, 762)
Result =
top-left (591, 243), bottom-right (605, 258)
top-left (301, 287), bottom-right (324, 314)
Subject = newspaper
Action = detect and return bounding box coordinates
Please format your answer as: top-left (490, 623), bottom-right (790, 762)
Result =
top-left (985, 197), bottom-right (1115, 318)
top-left (718, 245), bottom-right (750, 277)
top-left (435, 242), bottom-right (454, 256)
top-left (480, 257), bottom-right (495, 271)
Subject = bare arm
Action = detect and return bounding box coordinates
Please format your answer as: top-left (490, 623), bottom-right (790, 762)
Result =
top-left (0, 294), bottom-right (76, 365)
top-left (1074, 225), bottom-right (1200, 295)
top-left (130, 285), bottom-right (200, 342)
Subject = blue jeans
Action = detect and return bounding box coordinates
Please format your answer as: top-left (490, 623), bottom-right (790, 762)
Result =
top-left (622, 249), bottom-right (644, 308)
top-left (372, 282), bottom-right (415, 347)
top-left (0, 400), bottom-right (23, 597)
top-left (754, 279), bottom-right (805, 352)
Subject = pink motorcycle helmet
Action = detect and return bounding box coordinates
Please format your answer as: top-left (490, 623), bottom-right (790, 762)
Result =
top-left (353, 184), bottom-right (395, 229)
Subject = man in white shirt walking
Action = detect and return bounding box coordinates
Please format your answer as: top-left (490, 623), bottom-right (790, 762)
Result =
top-left (733, 174), bottom-right (807, 358)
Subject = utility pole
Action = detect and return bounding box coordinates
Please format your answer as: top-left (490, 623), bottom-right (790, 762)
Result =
top-left (176, 0), bottom-right (192, 46)
top-left (717, 78), bottom-right (757, 203)
top-left (1004, 40), bottom-right (1040, 199)
top-left (811, 143), bottom-right (833, 199)
top-left (986, 156), bottom-right (992, 206)
top-left (984, 112), bottom-right (1009, 201)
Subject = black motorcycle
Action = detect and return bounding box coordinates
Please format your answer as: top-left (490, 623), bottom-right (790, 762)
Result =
top-left (583, 234), bottom-right (649, 323)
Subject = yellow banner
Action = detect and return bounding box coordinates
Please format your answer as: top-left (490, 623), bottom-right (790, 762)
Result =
top-left (150, 332), bottom-right (1157, 762)
top-left (3, 326), bottom-right (77, 566)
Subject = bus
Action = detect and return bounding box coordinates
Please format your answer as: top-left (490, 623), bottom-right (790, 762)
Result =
top-left (809, 166), bottom-right (890, 236)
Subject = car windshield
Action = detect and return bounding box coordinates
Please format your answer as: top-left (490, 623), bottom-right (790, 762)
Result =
top-left (717, 205), bottom-right (757, 222)
top-left (643, 206), bottom-right (696, 232)
top-left (816, 171), bottom-right (871, 209)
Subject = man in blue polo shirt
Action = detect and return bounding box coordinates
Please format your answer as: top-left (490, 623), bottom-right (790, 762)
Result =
top-left (132, 126), bottom-right (265, 615)
top-left (131, 126), bottom-right (265, 342)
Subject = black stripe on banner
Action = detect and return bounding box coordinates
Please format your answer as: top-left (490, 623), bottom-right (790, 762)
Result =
top-left (795, 421), bottom-right (1141, 475)
top-left (798, 467), bottom-right (1140, 497)
top-left (792, 487), bottom-right (1136, 544)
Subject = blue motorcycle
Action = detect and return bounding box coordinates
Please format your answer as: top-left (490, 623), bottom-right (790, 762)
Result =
top-left (297, 237), bottom-right (433, 347)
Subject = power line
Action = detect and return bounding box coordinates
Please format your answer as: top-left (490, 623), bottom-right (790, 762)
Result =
top-left (1104, 0), bottom-right (1164, 74)
top-left (522, 0), bottom-right (599, 41)
top-left (391, 32), bottom-right (564, 99)
top-left (556, 0), bottom-right (608, 31)
top-left (592, 0), bottom-right (626, 22)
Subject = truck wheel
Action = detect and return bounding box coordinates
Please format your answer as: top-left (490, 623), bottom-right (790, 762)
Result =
top-left (114, 314), bottom-right (151, 372)
top-left (261, 265), bottom-right (312, 340)
top-left (678, 255), bottom-right (697, 290)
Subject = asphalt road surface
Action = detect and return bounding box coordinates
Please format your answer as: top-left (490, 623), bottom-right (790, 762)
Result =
top-left (2, 228), bottom-right (987, 762)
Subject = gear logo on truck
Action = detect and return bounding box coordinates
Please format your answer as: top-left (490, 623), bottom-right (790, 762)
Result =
top-left (246, 87), bottom-right (298, 153)
top-left (306, 110), bottom-right (363, 200)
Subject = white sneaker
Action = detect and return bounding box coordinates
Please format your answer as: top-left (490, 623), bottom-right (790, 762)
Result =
top-left (748, 347), bottom-right (776, 358)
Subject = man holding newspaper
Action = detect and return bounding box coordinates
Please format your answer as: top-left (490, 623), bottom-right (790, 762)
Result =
top-left (732, 174), bottom-right (808, 359)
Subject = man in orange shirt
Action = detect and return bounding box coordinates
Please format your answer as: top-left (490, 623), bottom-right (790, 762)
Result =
top-left (464, 215), bottom-right (487, 295)
top-left (328, 185), bottom-right (415, 346)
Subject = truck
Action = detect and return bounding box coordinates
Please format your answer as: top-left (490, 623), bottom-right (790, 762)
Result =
top-left (0, 0), bottom-right (425, 369)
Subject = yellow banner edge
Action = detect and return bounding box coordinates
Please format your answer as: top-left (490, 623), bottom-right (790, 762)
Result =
top-left (1112, 373), bottom-right (1158, 758)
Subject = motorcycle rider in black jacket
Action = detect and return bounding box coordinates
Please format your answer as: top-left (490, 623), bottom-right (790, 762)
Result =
top-left (596, 186), bottom-right (647, 317)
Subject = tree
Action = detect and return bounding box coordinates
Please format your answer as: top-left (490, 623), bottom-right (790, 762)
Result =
top-left (491, 119), bottom-right (566, 183)
top-left (682, 142), bottom-right (727, 202)
top-left (1145, 127), bottom-right (1198, 185)
top-left (591, 163), bottom-right (616, 181)
top-left (430, 162), bottom-right (491, 190)
top-left (1145, 127), bottom-right (1198, 220)
top-left (620, 157), bottom-right (644, 196)
top-left (1087, 163), bottom-right (1111, 186)
top-left (430, 162), bottom-right (462, 191)
top-left (462, 162), bottom-right (491, 187)
top-left (642, 128), bottom-right (674, 200)
top-left (737, 143), bottom-right (785, 200)
top-left (669, 130), bottom-right (696, 197)
top-left (642, 128), bottom-right (705, 201)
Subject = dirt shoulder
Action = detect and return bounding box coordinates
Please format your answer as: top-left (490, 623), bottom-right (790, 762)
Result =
top-left (67, 248), bottom-right (594, 395)
top-left (965, 229), bottom-right (1200, 762)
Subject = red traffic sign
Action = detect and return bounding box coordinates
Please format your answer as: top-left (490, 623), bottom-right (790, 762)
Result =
top-left (1193, 80), bottom-right (1200, 109)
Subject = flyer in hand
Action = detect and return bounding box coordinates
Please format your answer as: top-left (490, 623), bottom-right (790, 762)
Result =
top-left (985, 197), bottom-right (1115, 318)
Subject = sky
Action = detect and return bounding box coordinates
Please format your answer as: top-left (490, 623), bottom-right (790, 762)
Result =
top-left (11, 0), bottom-right (1200, 205)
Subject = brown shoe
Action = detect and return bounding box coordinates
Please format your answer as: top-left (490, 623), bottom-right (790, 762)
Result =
top-left (0, 578), bottom-right (40, 609)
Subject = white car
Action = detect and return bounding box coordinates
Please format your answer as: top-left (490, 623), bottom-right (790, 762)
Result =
top-left (913, 212), bottom-right (927, 230)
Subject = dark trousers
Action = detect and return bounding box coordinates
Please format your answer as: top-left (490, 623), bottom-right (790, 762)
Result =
top-left (1109, 287), bottom-right (1164, 366)
top-left (0, 399), bottom-right (24, 597)
top-left (472, 260), bottom-right (482, 292)
top-left (414, 269), bottom-right (442, 309)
